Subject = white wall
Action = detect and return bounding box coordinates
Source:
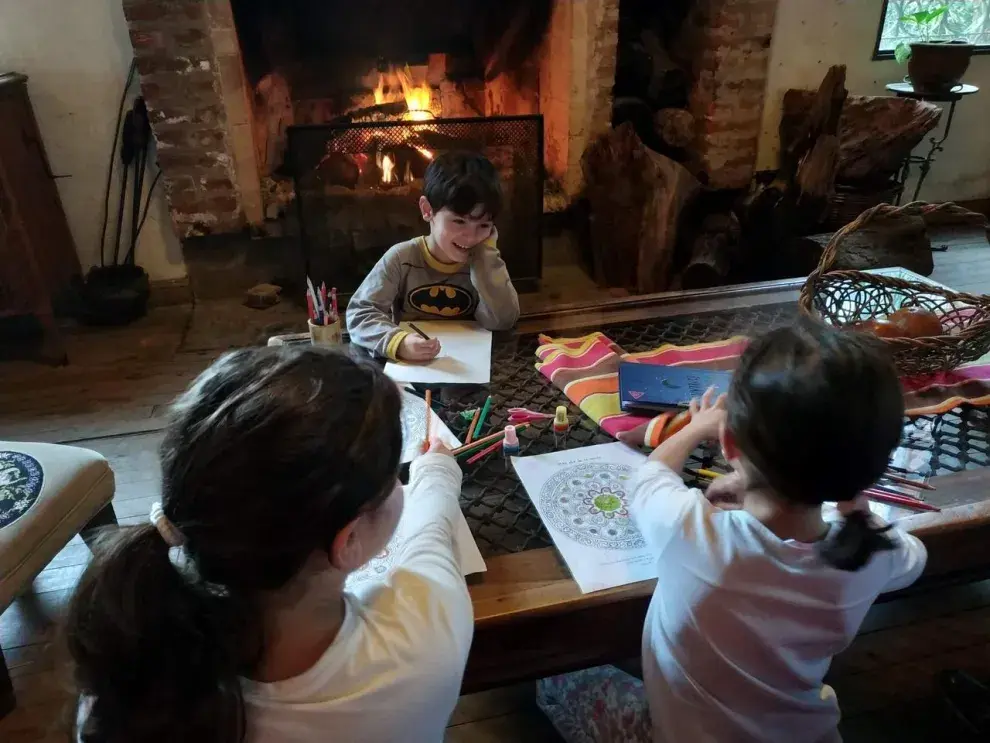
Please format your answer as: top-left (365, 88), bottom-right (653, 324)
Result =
top-left (758, 0), bottom-right (990, 202)
top-left (0, 0), bottom-right (186, 281)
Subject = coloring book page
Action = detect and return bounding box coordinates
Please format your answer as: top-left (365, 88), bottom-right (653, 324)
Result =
top-left (399, 388), bottom-right (461, 463)
top-left (513, 442), bottom-right (654, 594)
top-left (346, 486), bottom-right (486, 592)
top-left (384, 321), bottom-right (492, 385)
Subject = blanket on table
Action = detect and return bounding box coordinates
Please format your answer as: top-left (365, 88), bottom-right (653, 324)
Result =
top-left (535, 332), bottom-right (990, 447)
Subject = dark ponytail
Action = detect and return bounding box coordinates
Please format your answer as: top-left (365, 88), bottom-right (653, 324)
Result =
top-left (66, 346), bottom-right (403, 743)
top-left (727, 316), bottom-right (905, 572)
top-left (69, 525), bottom-right (254, 742)
top-left (818, 511), bottom-right (897, 572)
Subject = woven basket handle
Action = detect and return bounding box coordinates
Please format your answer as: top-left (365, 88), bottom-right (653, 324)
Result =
top-left (807, 201), bottom-right (985, 285)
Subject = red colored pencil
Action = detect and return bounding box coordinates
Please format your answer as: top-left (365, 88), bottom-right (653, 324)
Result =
top-left (863, 488), bottom-right (941, 512)
top-left (466, 439), bottom-right (502, 465)
top-left (882, 471), bottom-right (936, 492)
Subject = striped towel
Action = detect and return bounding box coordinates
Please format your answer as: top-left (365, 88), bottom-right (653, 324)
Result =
top-left (535, 332), bottom-right (990, 447)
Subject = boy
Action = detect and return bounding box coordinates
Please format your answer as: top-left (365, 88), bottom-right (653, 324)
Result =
top-left (346, 151), bottom-right (520, 361)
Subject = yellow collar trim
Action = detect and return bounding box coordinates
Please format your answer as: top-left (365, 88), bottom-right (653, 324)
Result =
top-left (420, 236), bottom-right (464, 274)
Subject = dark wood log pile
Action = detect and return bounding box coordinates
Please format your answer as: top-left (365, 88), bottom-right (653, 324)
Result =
top-left (581, 123), bottom-right (701, 293)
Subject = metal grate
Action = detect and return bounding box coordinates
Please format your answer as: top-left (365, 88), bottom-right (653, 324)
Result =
top-left (287, 115), bottom-right (544, 295)
top-left (428, 303), bottom-right (990, 557)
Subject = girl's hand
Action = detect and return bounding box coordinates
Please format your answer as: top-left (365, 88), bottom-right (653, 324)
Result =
top-left (686, 386), bottom-right (727, 441)
top-left (704, 470), bottom-right (745, 511)
top-left (424, 439), bottom-right (453, 457)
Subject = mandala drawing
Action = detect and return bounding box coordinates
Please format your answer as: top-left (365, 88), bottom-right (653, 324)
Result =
top-left (399, 391), bottom-right (458, 462)
top-left (0, 451), bottom-right (44, 529)
top-left (538, 463), bottom-right (644, 550)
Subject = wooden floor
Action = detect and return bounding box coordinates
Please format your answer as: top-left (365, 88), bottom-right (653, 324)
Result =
top-left (1, 233), bottom-right (988, 741)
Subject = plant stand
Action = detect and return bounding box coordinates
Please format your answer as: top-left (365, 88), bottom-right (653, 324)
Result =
top-left (887, 81), bottom-right (979, 204)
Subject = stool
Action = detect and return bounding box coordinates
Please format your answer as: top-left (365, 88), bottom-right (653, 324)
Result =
top-left (0, 441), bottom-right (117, 718)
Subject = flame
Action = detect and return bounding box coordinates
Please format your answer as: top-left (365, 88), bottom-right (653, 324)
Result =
top-left (414, 146), bottom-right (434, 160)
top-left (373, 73), bottom-right (386, 106)
top-left (381, 154), bottom-right (395, 184)
top-left (396, 65), bottom-right (433, 121)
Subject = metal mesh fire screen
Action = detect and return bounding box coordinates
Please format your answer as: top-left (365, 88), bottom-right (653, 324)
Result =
top-left (287, 115), bottom-right (544, 295)
top-left (425, 303), bottom-right (989, 558)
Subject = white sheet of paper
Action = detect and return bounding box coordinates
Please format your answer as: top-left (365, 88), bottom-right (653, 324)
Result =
top-left (513, 442), bottom-right (654, 594)
top-left (384, 321), bottom-right (492, 385)
top-left (346, 486), bottom-right (486, 592)
top-left (399, 389), bottom-right (461, 463)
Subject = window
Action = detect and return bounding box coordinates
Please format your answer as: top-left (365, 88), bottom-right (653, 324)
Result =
top-left (875, 0), bottom-right (990, 59)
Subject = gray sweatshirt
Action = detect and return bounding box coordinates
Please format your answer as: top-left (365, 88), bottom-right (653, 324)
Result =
top-left (346, 234), bottom-right (520, 358)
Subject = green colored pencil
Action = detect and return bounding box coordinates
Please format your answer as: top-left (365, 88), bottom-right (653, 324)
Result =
top-left (473, 395), bottom-right (493, 440)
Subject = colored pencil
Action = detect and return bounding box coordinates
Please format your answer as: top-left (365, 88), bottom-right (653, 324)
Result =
top-left (882, 470), bottom-right (935, 492)
top-left (871, 481), bottom-right (928, 500)
top-left (694, 468), bottom-right (724, 480)
top-left (408, 322), bottom-right (430, 341)
top-left (863, 488), bottom-right (941, 512)
top-left (424, 390), bottom-right (432, 452)
top-left (473, 395), bottom-right (493, 440)
top-left (465, 407), bottom-right (482, 444)
top-left (453, 423), bottom-right (530, 457)
top-left (466, 439), bottom-right (503, 465)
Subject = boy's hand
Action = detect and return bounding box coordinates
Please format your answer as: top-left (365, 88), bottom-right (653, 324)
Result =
top-left (686, 386), bottom-right (726, 442)
top-left (398, 334), bottom-right (441, 361)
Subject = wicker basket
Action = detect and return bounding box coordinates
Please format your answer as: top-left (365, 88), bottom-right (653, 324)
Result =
top-left (799, 201), bottom-right (990, 376)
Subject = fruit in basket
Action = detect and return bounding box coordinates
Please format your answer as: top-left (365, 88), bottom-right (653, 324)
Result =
top-left (850, 318), bottom-right (905, 338)
top-left (889, 308), bottom-right (944, 338)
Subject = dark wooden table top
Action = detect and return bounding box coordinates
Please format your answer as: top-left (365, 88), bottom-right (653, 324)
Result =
top-left (461, 281), bottom-right (990, 692)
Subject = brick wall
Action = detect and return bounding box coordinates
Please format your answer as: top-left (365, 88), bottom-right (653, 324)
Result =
top-left (680, 0), bottom-right (779, 189)
top-left (122, 0), bottom-right (245, 237)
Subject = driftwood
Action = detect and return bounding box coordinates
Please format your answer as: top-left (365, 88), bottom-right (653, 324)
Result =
top-left (581, 122), bottom-right (701, 293)
top-left (681, 213), bottom-right (740, 289)
top-left (655, 108), bottom-right (695, 149)
top-left (781, 92), bottom-right (942, 182)
top-left (786, 213), bottom-right (933, 278)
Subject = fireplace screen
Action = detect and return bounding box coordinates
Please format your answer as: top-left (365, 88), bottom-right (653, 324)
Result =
top-left (288, 115), bottom-right (543, 295)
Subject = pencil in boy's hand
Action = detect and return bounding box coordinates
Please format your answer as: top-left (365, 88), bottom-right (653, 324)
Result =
top-left (424, 390), bottom-right (432, 453)
top-left (408, 322), bottom-right (430, 341)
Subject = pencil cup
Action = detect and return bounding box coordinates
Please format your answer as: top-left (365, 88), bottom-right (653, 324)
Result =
top-left (308, 318), bottom-right (342, 347)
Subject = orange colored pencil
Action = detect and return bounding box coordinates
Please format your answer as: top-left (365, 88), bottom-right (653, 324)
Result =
top-left (424, 390), bottom-right (432, 452)
top-left (452, 423), bottom-right (530, 457)
top-left (465, 407), bottom-right (482, 444)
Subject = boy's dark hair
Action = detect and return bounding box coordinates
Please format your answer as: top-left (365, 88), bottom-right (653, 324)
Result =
top-left (66, 345), bottom-right (402, 743)
top-left (423, 151), bottom-right (502, 219)
top-left (727, 316), bottom-right (904, 571)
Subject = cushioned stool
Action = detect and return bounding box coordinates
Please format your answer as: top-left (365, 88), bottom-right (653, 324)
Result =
top-left (0, 441), bottom-right (116, 717)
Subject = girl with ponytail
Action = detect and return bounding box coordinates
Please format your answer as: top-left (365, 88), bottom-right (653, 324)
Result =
top-left (67, 345), bottom-right (472, 743)
top-left (625, 315), bottom-right (928, 743)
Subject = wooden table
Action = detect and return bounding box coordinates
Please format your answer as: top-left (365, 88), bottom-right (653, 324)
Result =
top-left (461, 275), bottom-right (990, 693)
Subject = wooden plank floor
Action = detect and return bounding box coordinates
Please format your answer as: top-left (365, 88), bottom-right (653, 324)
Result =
top-left (0, 233), bottom-right (987, 741)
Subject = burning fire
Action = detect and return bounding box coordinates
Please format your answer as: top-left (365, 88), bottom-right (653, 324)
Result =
top-left (381, 153), bottom-right (395, 184)
top-left (373, 66), bottom-right (433, 121)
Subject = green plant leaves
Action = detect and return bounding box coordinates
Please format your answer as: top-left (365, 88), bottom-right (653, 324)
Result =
top-left (895, 41), bottom-right (913, 63)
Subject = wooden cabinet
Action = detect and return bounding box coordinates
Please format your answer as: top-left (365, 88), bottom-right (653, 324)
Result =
top-left (0, 73), bottom-right (79, 363)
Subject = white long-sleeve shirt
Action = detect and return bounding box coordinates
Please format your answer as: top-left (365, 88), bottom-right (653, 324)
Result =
top-left (630, 461), bottom-right (927, 743)
top-left (242, 453), bottom-right (473, 743)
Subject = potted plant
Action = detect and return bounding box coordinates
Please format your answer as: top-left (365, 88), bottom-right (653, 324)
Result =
top-left (894, 4), bottom-right (975, 94)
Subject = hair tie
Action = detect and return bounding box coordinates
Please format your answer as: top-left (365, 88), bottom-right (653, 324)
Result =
top-left (149, 502), bottom-right (186, 547)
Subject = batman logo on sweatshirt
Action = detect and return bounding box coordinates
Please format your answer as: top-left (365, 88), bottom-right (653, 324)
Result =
top-left (408, 284), bottom-right (474, 317)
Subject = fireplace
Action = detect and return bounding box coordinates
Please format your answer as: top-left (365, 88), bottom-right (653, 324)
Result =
top-left (290, 115), bottom-right (543, 292)
top-left (123, 0), bottom-right (780, 294)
